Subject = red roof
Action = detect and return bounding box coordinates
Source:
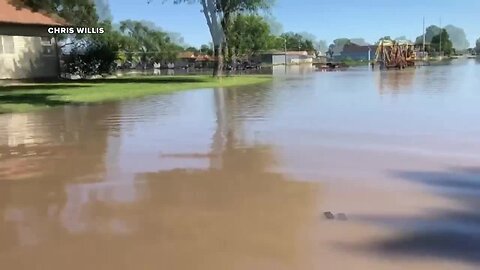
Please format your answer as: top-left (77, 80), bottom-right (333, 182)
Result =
top-left (0, 0), bottom-right (66, 26)
top-left (177, 51), bottom-right (196, 59)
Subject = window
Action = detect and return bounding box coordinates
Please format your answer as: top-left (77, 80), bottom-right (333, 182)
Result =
top-left (0, 36), bottom-right (15, 54)
top-left (41, 36), bottom-right (54, 56)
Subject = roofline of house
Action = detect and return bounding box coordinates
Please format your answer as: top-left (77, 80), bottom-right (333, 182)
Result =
top-left (0, 21), bottom-right (66, 27)
top-left (0, 0), bottom-right (68, 26)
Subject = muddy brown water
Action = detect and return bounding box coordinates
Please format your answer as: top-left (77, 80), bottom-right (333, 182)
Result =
top-left (1, 61), bottom-right (480, 269)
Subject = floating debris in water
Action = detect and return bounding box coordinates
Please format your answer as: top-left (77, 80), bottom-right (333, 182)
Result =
top-left (323, 211), bottom-right (348, 221)
top-left (324, 211), bottom-right (335, 220)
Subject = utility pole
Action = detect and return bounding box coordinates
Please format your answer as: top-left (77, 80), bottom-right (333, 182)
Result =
top-left (439, 17), bottom-right (442, 56)
top-left (284, 38), bottom-right (287, 66)
top-left (422, 16), bottom-right (426, 53)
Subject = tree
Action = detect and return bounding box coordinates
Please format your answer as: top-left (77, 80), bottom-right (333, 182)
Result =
top-left (350, 38), bottom-right (369, 46)
top-left (475, 38), bottom-right (480, 54)
top-left (186, 46), bottom-right (200, 54)
top-left (161, 0), bottom-right (274, 77)
top-left (313, 40), bottom-right (328, 56)
top-left (297, 32), bottom-right (327, 56)
top-left (200, 44), bottom-right (214, 55)
top-left (129, 20), bottom-right (186, 46)
top-left (327, 38), bottom-right (351, 58)
top-left (118, 20), bottom-right (183, 68)
top-left (227, 15), bottom-right (271, 61)
top-left (266, 35), bottom-right (285, 50)
top-left (281, 32), bottom-right (315, 52)
top-left (378, 36), bottom-right (392, 42)
top-left (431, 29), bottom-right (454, 55)
top-left (415, 25), bottom-right (441, 45)
top-left (331, 38), bottom-right (351, 49)
top-left (444, 25), bottom-right (470, 51)
top-left (64, 21), bottom-right (122, 77)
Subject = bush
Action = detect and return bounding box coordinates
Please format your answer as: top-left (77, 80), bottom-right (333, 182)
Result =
top-left (64, 42), bottom-right (118, 78)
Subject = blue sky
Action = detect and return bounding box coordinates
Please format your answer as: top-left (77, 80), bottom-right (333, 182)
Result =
top-left (110, 0), bottom-right (479, 47)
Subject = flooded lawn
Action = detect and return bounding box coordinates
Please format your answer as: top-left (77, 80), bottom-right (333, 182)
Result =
top-left (1, 60), bottom-right (480, 269)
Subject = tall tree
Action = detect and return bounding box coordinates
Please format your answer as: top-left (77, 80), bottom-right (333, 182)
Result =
top-left (327, 38), bottom-right (351, 58)
top-left (415, 25), bottom-right (441, 45)
top-left (296, 32), bottom-right (327, 56)
top-left (281, 32), bottom-right (315, 52)
top-left (160, 0), bottom-right (274, 77)
top-left (227, 15), bottom-right (270, 60)
top-left (444, 25), bottom-right (470, 51)
top-left (265, 35), bottom-right (285, 50)
top-left (118, 20), bottom-right (182, 67)
top-left (313, 40), bottom-right (328, 56)
top-left (350, 38), bottom-right (369, 46)
top-left (200, 44), bottom-right (214, 55)
top-left (332, 38), bottom-right (351, 48)
top-left (378, 36), bottom-right (392, 42)
top-left (185, 46), bottom-right (200, 54)
top-left (431, 29), bottom-right (454, 55)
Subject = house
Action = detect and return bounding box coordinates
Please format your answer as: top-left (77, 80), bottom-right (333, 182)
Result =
top-left (0, 0), bottom-right (66, 80)
top-left (339, 44), bottom-right (378, 61)
top-left (175, 51), bottom-right (215, 69)
top-left (257, 51), bottom-right (314, 66)
top-left (175, 51), bottom-right (196, 68)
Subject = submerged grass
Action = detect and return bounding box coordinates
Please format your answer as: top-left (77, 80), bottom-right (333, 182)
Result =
top-left (0, 75), bottom-right (272, 114)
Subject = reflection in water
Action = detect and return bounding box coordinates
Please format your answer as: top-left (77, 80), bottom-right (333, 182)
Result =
top-left (376, 69), bottom-right (415, 94)
top-left (1, 61), bottom-right (480, 269)
top-left (0, 86), bottom-right (322, 270)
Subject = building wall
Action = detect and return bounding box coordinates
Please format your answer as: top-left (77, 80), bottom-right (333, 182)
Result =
top-left (0, 31), bottom-right (58, 79)
top-left (270, 54), bottom-right (313, 65)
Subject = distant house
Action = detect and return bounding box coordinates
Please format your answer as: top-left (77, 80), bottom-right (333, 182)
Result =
top-left (0, 0), bottom-right (66, 80)
top-left (339, 44), bottom-right (378, 61)
top-left (175, 51), bottom-right (215, 69)
top-left (257, 51), bottom-right (314, 66)
top-left (175, 51), bottom-right (197, 68)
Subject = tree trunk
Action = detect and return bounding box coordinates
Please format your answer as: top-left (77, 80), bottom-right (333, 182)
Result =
top-left (227, 45), bottom-right (235, 69)
top-left (213, 43), bottom-right (224, 77)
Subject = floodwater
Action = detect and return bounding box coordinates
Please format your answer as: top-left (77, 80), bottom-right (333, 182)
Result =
top-left (1, 60), bottom-right (480, 269)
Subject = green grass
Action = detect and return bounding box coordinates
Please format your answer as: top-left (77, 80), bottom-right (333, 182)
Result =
top-left (0, 75), bottom-right (272, 114)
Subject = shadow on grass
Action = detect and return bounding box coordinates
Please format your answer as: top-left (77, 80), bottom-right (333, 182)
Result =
top-left (0, 77), bottom-right (210, 92)
top-left (349, 167), bottom-right (480, 264)
top-left (85, 76), bottom-right (210, 84)
top-left (0, 76), bottom-right (230, 113)
top-left (0, 93), bottom-right (71, 107)
top-left (0, 84), bottom-right (90, 92)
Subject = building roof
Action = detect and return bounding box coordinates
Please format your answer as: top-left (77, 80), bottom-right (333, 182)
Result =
top-left (0, 0), bottom-right (66, 26)
top-left (195, 55), bottom-right (215, 62)
top-left (177, 51), bottom-right (196, 59)
top-left (342, 44), bottom-right (377, 53)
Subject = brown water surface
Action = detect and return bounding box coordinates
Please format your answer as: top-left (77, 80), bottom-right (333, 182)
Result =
top-left (1, 61), bottom-right (480, 269)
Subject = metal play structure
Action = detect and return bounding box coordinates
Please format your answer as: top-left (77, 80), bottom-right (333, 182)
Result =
top-left (375, 40), bottom-right (416, 69)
